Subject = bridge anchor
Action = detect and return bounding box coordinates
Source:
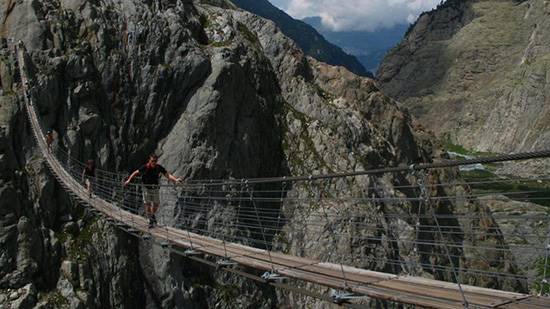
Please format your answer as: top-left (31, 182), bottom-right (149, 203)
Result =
top-left (216, 258), bottom-right (237, 268)
top-left (183, 249), bottom-right (202, 257)
top-left (261, 271), bottom-right (287, 283)
top-left (329, 289), bottom-right (367, 305)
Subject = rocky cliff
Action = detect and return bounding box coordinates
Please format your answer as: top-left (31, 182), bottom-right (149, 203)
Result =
top-left (0, 0), bottom-right (530, 308)
top-left (378, 0), bottom-right (550, 154)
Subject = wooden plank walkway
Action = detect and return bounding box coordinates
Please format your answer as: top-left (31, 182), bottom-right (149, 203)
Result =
top-left (17, 43), bottom-right (550, 309)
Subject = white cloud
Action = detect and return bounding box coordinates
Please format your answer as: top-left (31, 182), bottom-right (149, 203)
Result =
top-left (277, 0), bottom-right (441, 31)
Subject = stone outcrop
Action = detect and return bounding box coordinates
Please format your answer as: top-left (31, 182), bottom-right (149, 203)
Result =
top-left (378, 0), bottom-right (550, 155)
top-left (479, 196), bottom-right (550, 281)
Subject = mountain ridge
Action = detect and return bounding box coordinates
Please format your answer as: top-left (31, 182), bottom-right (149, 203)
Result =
top-left (230, 0), bottom-right (373, 77)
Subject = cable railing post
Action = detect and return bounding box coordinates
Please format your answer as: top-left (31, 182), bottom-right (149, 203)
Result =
top-left (540, 229), bottom-right (550, 296)
top-left (409, 166), bottom-right (424, 276)
top-left (246, 180), bottom-right (276, 273)
top-left (234, 179), bottom-right (246, 244)
top-left (275, 179), bottom-right (287, 234)
top-left (117, 173), bottom-right (124, 225)
top-left (128, 183), bottom-right (137, 234)
top-left (318, 178), bottom-right (350, 290)
top-left (162, 184), bottom-right (176, 249)
top-left (221, 183), bottom-right (230, 260)
top-left (182, 185), bottom-right (199, 254)
top-left (205, 180), bottom-right (213, 238)
top-left (419, 170), bottom-right (469, 308)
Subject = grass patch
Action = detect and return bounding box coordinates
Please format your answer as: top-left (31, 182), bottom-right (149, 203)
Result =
top-left (281, 102), bottom-right (332, 173)
top-left (209, 40), bottom-right (232, 48)
top-left (445, 142), bottom-right (473, 156)
top-left (66, 218), bottom-right (99, 262)
top-left (460, 169), bottom-right (497, 181)
top-left (199, 14), bottom-right (210, 29)
top-left (237, 22), bottom-right (258, 45)
top-left (443, 140), bottom-right (497, 158)
top-left (460, 169), bottom-right (550, 207)
top-left (533, 257), bottom-right (550, 295)
top-left (44, 291), bottom-right (69, 307)
top-left (309, 82), bottom-right (334, 101)
top-left (216, 283), bottom-right (240, 304)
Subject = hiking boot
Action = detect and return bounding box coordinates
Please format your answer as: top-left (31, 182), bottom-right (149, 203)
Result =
top-left (148, 218), bottom-right (156, 228)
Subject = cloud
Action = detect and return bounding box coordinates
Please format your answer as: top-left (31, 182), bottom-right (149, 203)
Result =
top-left (276, 0), bottom-right (441, 31)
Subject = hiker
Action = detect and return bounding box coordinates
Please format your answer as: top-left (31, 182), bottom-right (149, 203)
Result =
top-left (46, 129), bottom-right (54, 152)
top-left (123, 154), bottom-right (182, 228)
top-left (82, 159), bottom-right (96, 198)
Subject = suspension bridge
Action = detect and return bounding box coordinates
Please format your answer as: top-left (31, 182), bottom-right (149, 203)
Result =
top-left (14, 42), bottom-right (550, 308)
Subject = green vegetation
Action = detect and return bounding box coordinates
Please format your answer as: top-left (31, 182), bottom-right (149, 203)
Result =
top-left (209, 40), bottom-right (232, 48)
top-left (460, 169), bottom-right (496, 181)
top-left (460, 169), bottom-right (550, 207)
top-left (533, 257), bottom-right (550, 295)
top-left (280, 102), bottom-right (332, 173)
top-left (442, 136), bottom-right (497, 157)
top-left (44, 291), bottom-right (70, 307)
top-left (237, 22), bottom-right (258, 45)
top-left (216, 283), bottom-right (240, 304)
top-left (442, 140), bottom-right (550, 207)
top-left (309, 82), bottom-right (334, 102)
top-left (199, 14), bottom-right (211, 29)
top-left (445, 142), bottom-right (473, 156)
top-left (272, 233), bottom-right (290, 253)
top-left (64, 218), bottom-right (100, 262)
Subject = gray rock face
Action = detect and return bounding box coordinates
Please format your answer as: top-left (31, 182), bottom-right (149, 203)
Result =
top-left (378, 0), bottom-right (550, 154)
top-left (0, 0), bottom-right (531, 308)
top-left (478, 196), bottom-right (550, 280)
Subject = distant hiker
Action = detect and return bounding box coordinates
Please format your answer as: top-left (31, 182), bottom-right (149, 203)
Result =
top-left (123, 154), bottom-right (182, 228)
top-left (46, 129), bottom-right (54, 152)
top-left (82, 159), bottom-right (96, 198)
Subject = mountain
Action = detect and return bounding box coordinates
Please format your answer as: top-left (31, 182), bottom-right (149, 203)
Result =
top-left (230, 0), bottom-right (373, 77)
top-left (378, 0), bottom-right (550, 157)
top-left (0, 0), bottom-right (535, 307)
top-left (302, 16), bottom-right (408, 73)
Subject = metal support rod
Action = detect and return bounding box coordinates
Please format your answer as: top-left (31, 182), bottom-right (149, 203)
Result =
top-left (540, 230), bottom-right (550, 295)
top-left (419, 171), bottom-right (469, 308)
top-left (318, 179), bottom-right (350, 289)
top-left (247, 181), bottom-right (276, 273)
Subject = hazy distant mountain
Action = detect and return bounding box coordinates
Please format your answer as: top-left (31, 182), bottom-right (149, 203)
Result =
top-left (302, 16), bottom-right (408, 73)
top-left (231, 0), bottom-right (372, 77)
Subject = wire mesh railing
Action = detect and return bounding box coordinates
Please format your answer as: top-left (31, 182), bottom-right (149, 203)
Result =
top-left (35, 121), bottom-right (550, 296)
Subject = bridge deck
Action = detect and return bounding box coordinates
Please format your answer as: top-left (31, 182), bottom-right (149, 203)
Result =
top-left (18, 44), bottom-right (550, 309)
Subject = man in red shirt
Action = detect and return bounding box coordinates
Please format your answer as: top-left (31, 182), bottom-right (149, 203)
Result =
top-left (124, 154), bottom-right (182, 228)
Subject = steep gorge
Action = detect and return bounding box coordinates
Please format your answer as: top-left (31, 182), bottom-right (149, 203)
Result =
top-left (0, 0), bottom-right (533, 308)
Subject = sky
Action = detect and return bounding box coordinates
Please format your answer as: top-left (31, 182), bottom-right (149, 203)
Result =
top-left (269, 0), bottom-right (442, 32)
